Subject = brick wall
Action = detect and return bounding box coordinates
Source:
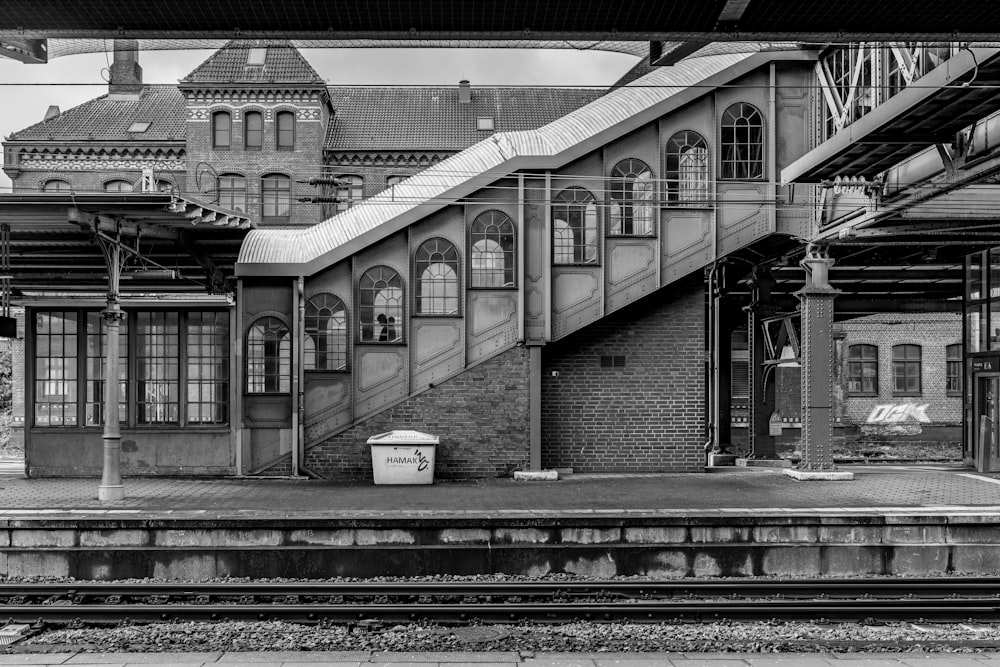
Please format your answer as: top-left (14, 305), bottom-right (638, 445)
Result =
top-left (304, 346), bottom-right (530, 480)
top-left (541, 275), bottom-right (706, 473)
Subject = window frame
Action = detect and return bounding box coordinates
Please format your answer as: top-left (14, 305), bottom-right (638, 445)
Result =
top-left (847, 343), bottom-right (879, 396)
top-left (334, 174), bottom-right (364, 213)
top-left (304, 293), bottom-right (349, 372)
top-left (245, 316), bottom-right (292, 395)
top-left (608, 158), bottom-right (656, 237)
top-left (276, 110), bottom-right (295, 151)
top-left (414, 237), bottom-right (461, 316)
top-left (212, 110), bottom-right (232, 150)
top-left (243, 110), bottom-right (263, 151)
top-left (217, 173), bottom-right (247, 213)
top-left (358, 266), bottom-right (405, 344)
top-left (103, 179), bottom-right (133, 193)
top-left (552, 186), bottom-right (600, 266)
top-left (41, 179), bottom-right (71, 192)
top-left (946, 343), bottom-right (962, 397)
top-left (261, 173), bottom-right (291, 221)
top-left (665, 129), bottom-right (710, 206)
top-left (892, 343), bottom-right (922, 396)
top-left (470, 210), bottom-right (516, 289)
top-left (720, 102), bottom-right (765, 181)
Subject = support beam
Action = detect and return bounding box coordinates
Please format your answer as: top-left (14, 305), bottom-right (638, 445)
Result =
top-left (745, 269), bottom-right (777, 459)
top-left (528, 345), bottom-right (542, 471)
top-left (95, 227), bottom-right (127, 502)
top-left (0, 37), bottom-right (47, 63)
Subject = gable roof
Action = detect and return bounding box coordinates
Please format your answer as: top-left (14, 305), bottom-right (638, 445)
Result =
top-left (239, 49), bottom-right (811, 275)
top-left (181, 39), bottom-right (325, 85)
top-left (6, 85), bottom-right (186, 143)
top-left (325, 86), bottom-right (605, 152)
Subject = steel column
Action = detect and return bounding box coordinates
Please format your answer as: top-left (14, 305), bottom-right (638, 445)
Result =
top-left (746, 270), bottom-right (777, 459)
top-left (96, 226), bottom-right (127, 502)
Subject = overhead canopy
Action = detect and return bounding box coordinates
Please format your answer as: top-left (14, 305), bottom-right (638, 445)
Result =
top-left (0, 192), bottom-right (252, 297)
top-left (782, 47), bottom-right (1000, 184)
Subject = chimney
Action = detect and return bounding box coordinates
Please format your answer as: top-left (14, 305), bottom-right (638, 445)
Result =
top-left (458, 79), bottom-right (471, 104)
top-left (109, 39), bottom-right (143, 98)
top-left (43, 105), bottom-right (60, 121)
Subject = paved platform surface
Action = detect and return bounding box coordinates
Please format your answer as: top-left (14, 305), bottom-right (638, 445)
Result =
top-left (1, 464), bottom-right (1000, 518)
top-left (2, 651), bottom-right (1000, 665)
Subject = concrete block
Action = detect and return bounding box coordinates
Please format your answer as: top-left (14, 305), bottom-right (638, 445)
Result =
top-left (153, 529), bottom-right (214, 547)
top-left (0, 531), bottom-right (9, 548)
top-left (883, 525), bottom-right (946, 544)
top-left (80, 529), bottom-right (149, 547)
top-left (889, 546), bottom-right (950, 575)
top-left (624, 526), bottom-right (687, 544)
top-left (354, 529), bottom-right (416, 545)
top-left (818, 525), bottom-right (882, 544)
top-left (10, 529), bottom-right (76, 547)
top-left (753, 525), bottom-right (818, 543)
top-left (492, 528), bottom-right (552, 544)
top-left (437, 528), bottom-right (491, 544)
top-left (783, 469), bottom-right (855, 481)
top-left (692, 552), bottom-right (722, 577)
top-left (636, 550), bottom-right (689, 578)
top-left (761, 547), bottom-right (822, 577)
top-left (736, 458), bottom-right (792, 468)
top-left (219, 529), bottom-right (283, 547)
top-left (560, 527), bottom-right (620, 544)
top-left (0, 551), bottom-right (7, 577)
top-left (513, 470), bottom-right (558, 481)
top-left (822, 546), bottom-right (884, 576)
top-left (952, 545), bottom-right (1000, 574)
top-left (562, 554), bottom-right (618, 578)
top-left (286, 529), bottom-right (354, 546)
top-left (690, 526), bottom-right (751, 543)
top-left (947, 526), bottom-right (1000, 544)
top-left (152, 553), bottom-right (217, 580)
top-left (7, 552), bottom-right (71, 578)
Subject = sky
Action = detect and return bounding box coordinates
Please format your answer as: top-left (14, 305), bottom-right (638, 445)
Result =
top-left (0, 46), bottom-right (639, 191)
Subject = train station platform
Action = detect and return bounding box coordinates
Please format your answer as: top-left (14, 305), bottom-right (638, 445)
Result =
top-left (2, 464), bottom-right (1000, 581)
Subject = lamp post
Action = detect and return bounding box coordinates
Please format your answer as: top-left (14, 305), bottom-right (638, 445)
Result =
top-left (95, 221), bottom-right (127, 502)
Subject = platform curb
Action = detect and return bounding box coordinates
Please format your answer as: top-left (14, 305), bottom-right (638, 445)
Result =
top-left (783, 468), bottom-right (855, 481)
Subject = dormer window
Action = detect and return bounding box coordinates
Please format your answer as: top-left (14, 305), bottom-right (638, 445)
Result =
top-left (477, 117), bottom-right (494, 131)
top-left (247, 48), bottom-right (267, 66)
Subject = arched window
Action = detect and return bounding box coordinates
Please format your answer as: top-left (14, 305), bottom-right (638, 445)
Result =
top-left (276, 110), bottom-right (295, 150)
top-left (218, 174), bottom-right (246, 212)
top-left (552, 187), bottom-right (598, 265)
top-left (892, 344), bottom-right (922, 395)
top-left (305, 294), bottom-right (348, 371)
top-left (42, 179), bottom-right (70, 192)
top-left (212, 110), bottom-right (231, 149)
top-left (666, 130), bottom-right (710, 204)
top-left (415, 238), bottom-right (460, 315)
top-left (246, 316), bottom-right (290, 393)
top-left (261, 173), bottom-right (291, 220)
top-left (721, 103), bottom-right (764, 180)
top-left (155, 179), bottom-right (174, 192)
top-left (946, 343), bottom-right (962, 395)
top-left (335, 175), bottom-right (363, 213)
top-left (471, 210), bottom-right (515, 288)
top-left (359, 266), bottom-right (404, 343)
top-left (847, 344), bottom-right (878, 394)
top-left (103, 179), bottom-right (133, 192)
top-left (244, 110), bottom-right (263, 150)
top-left (609, 158), bottom-right (655, 236)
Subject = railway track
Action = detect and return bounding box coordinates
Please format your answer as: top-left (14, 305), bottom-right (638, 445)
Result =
top-left (1, 578), bottom-right (1000, 625)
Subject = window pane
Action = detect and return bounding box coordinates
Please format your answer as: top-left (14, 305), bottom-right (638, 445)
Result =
top-left (247, 316), bottom-right (290, 393)
top-left (359, 267), bottom-right (403, 342)
top-left (305, 295), bottom-right (347, 371)
top-left (262, 174), bottom-right (290, 218)
top-left (667, 131), bottom-right (710, 205)
top-left (277, 111), bottom-right (294, 149)
top-left (244, 111), bottom-right (262, 150)
top-left (187, 311), bottom-right (229, 424)
top-left (86, 312), bottom-right (128, 426)
top-left (721, 103), bottom-right (764, 180)
top-left (553, 188), bottom-right (598, 265)
top-left (334, 175), bottom-right (364, 213)
top-left (34, 311), bottom-right (78, 427)
top-left (137, 311), bottom-right (179, 424)
top-left (609, 159), bottom-right (655, 235)
top-left (218, 174), bottom-right (246, 212)
top-left (213, 112), bottom-right (230, 148)
top-left (471, 211), bottom-right (515, 288)
top-left (415, 238), bottom-right (459, 314)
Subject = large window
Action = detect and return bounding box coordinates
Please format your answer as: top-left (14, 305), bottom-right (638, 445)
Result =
top-left (104, 180), bottom-right (133, 192)
top-left (609, 158), bottom-right (655, 236)
top-left (262, 173), bottom-right (291, 220)
top-left (244, 110), bottom-right (263, 151)
top-left (34, 312), bottom-right (78, 426)
top-left (212, 110), bottom-right (231, 149)
top-left (42, 179), bottom-right (71, 192)
top-left (276, 110), bottom-right (295, 150)
top-left (305, 294), bottom-right (348, 371)
top-left (553, 187), bottom-right (599, 265)
top-left (335, 175), bottom-right (364, 213)
top-left (359, 266), bottom-right (403, 343)
top-left (415, 238), bottom-right (460, 315)
top-left (946, 343), bottom-right (962, 396)
top-left (33, 309), bottom-right (231, 428)
top-left (137, 312), bottom-right (179, 424)
top-left (187, 312), bottom-right (229, 424)
top-left (85, 312), bottom-right (127, 426)
top-left (847, 344), bottom-right (878, 395)
top-left (247, 316), bottom-right (291, 393)
top-left (471, 210), bottom-right (515, 288)
top-left (721, 102), bottom-right (764, 180)
top-left (666, 130), bottom-right (710, 204)
top-left (892, 344), bottom-right (922, 395)
top-left (218, 174), bottom-right (247, 212)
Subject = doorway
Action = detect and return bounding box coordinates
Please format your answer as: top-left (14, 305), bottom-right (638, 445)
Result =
top-left (975, 373), bottom-right (1000, 472)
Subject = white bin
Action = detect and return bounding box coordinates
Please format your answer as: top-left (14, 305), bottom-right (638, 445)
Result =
top-left (367, 430), bottom-right (439, 485)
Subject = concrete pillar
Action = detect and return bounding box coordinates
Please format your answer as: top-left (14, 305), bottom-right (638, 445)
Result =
top-left (746, 271), bottom-right (777, 459)
top-left (98, 298), bottom-right (125, 501)
top-left (796, 245), bottom-right (841, 471)
top-left (528, 344), bottom-right (542, 471)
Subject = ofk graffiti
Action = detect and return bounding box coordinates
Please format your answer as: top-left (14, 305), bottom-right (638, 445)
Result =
top-left (866, 404), bottom-right (931, 424)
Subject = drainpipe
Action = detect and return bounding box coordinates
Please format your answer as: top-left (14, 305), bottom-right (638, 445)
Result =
top-left (703, 261), bottom-right (718, 466)
top-left (295, 276), bottom-right (306, 477)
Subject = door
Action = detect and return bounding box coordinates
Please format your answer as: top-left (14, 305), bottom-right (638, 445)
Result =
top-left (975, 374), bottom-right (1000, 472)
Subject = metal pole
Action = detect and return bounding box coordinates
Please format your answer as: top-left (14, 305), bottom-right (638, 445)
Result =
top-left (98, 237), bottom-right (125, 502)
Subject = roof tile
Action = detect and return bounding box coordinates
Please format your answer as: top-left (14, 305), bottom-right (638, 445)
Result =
top-left (181, 39), bottom-right (324, 85)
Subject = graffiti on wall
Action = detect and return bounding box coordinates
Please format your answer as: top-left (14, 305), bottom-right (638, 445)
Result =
top-left (866, 404), bottom-right (931, 424)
